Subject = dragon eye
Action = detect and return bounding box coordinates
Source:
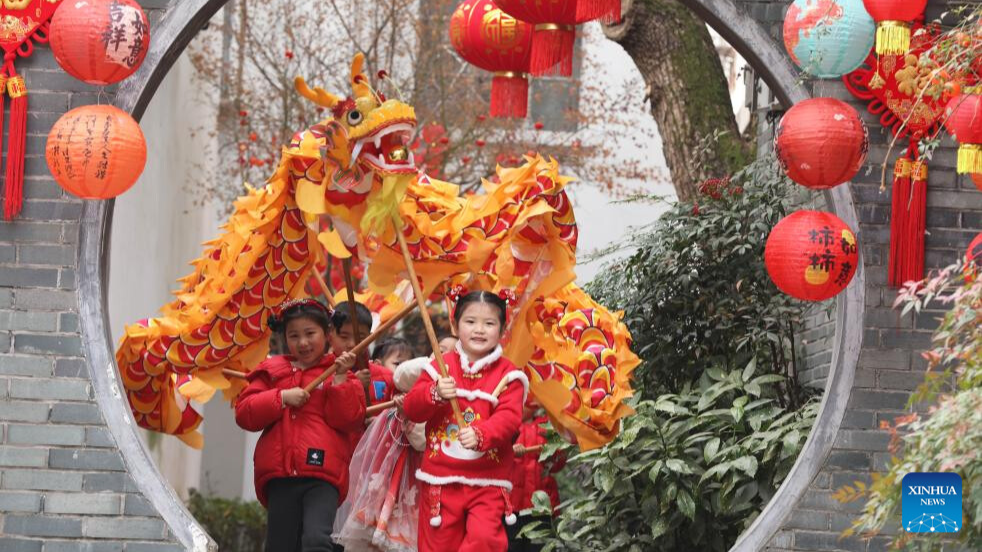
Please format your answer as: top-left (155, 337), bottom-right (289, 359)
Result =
top-left (346, 110), bottom-right (363, 125)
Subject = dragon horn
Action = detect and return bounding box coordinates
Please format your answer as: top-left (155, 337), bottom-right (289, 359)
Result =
top-left (294, 76), bottom-right (340, 108)
top-left (350, 53), bottom-right (373, 100)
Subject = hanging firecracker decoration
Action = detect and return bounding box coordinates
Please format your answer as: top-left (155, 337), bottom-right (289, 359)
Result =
top-left (943, 87), bottom-right (982, 174)
top-left (495, 0), bottom-right (577, 76)
top-left (861, 0), bottom-right (927, 55)
top-left (765, 210), bottom-right (859, 302)
top-left (45, 105), bottom-right (147, 199)
top-left (0, 0), bottom-right (64, 219)
top-left (775, 98), bottom-right (869, 189)
top-left (49, 0), bottom-right (149, 85)
top-left (784, 0), bottom-right (875, 78)
top-left (449, 0), bottom-right (533, 118)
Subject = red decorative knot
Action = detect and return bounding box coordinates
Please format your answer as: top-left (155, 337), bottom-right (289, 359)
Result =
top-left (447, 284), bottom-right (469, 305)
top-left (497, 289), bottom-right (516, 307)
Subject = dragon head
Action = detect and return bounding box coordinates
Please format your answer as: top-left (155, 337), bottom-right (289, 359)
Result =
top-left (295, 53), bottom-right (417, 176)
top-left (293, 54), bottom-right (418, 236)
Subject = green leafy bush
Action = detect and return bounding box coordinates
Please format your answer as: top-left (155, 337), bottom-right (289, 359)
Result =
top-left (528, 362), bottom-right (818, 551)
top-left (586, 155), bottom-right (816, 403)
top-left (835, 262), bottom-right (981, 550)
top-left (187, 489), bottom-right (266, 552)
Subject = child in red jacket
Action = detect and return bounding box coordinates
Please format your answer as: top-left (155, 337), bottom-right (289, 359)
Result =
top-left (507, 403), bottom-right (565, 552)
top-left (404, 291), bottom-right (528, 552)
top-left (331, 301), bottom-right (396, 407)
top-left (234, 298), bottom-right (365, 552)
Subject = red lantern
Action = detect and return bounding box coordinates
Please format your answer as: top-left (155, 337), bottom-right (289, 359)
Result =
top-left (862, 0), bottom-right (927, 54)
top-left (968, 232), bottom-right (982, 268)
top-left (449, 0), bottom-right (533, 118)
top-left (50, 0), bottom-right (150, 85)
top-left (765, 210), bottom-right (859, 302)
top-left (943, 88), bottom-right (982, 174)
top-left (495, 0), bottom-right (576, 77)
top-left (45, 105), bottom-right (147, 199)
top-left (775, 98), bottom-right (869, 189)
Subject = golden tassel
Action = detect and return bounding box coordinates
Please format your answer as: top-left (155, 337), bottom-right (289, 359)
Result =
top-left (876, 21), bottom-right (912, 55)
top-left (957, 144), bottom-right (982, 174)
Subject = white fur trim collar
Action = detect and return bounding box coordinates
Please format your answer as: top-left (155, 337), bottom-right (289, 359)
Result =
top-left (415, 469), bottom-right (513, 491)
top-left (499, 370), bottom-right (530, 405)
top-left (456, 342), bottom-right (503, 375)
top-left (418, 363), bottom-right (500, 406)
top-left (393, 357), bottom-right (431, 392)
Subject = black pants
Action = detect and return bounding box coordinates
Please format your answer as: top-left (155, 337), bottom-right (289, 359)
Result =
top-left (506, 514), bottom-right (550, 552)
top-left (265, 477), bottom-right (340, 552)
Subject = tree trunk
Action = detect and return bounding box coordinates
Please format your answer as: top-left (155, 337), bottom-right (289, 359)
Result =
top-left (603, 0), bottom-right (750, 201)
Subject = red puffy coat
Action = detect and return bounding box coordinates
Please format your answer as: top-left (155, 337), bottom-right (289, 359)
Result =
top-left (510, 415), bottom-right (564, 513)
top-left (403, 346), bottom-right (528, 491)
top-left (234, 354), bottom-right (365, 506)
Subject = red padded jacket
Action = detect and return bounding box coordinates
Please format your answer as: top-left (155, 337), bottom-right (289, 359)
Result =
top-left (234, 354), bottom-right (365, 506)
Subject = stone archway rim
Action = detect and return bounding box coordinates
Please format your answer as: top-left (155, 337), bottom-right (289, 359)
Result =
top-left (77, 0), bottom-right (865, 550)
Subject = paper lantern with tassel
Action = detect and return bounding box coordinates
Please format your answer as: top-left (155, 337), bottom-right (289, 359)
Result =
top-left (49, 0), bottom-right (150, 85)
top-left (943, 88), bottom-right (982, 174)
top-left (775, 98), bottom-right (869, 189)
top-left (45, 105), bottom-right (147, 199)
top-left (495, 0), bottom-right (577, 76)
top-left (765, 210), bottom-right (859, 302)
top-left (784, 0), bottom-right (875, 78)
top-left (861, 0), bottom-right (927, 55)
top-left (449, 0), bottom-right (533, 118)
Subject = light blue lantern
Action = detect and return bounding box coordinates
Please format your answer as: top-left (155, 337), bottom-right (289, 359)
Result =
top-left (783, 0), bottom-right (875, 78)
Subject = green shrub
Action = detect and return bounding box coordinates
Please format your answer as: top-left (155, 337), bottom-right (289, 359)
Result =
top-left (527, 361), bottom-right (818, 551)
top-left (835, 262), bottom-right (981, 551)
top-left (187, 488), bottom-right (266, 551)
top-left (586, 155), bottom-right (816, 404)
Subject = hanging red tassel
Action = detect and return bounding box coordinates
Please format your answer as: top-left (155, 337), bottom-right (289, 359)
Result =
top-left (3, 74), bottom-right (26, 219)
top-left (575, 0), bottom-right (621, 25)
top-left (887, 144), bottom-right (928, 287)
top-left (490, 72), bottom-right (529, 119)
top-left (907, 157), bottom-right (927, 282)
top-left (888, 155), bottom-right (911, 286)
top-left (530, 25), bottom-right (576, 77)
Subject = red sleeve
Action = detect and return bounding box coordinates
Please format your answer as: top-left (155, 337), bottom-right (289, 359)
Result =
top-left (234, 367), bottom-right (283, 432)
top-left (369, 363), bottom-right (395, 404)
top-left (473, 377), bottom-right (523, 452)
top-left (403, 364), bottom-right (448, 424)
top-left (322, 377), bottom-right (366, 432)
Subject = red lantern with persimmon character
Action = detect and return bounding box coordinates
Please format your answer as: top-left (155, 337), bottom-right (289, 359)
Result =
top-left (450, 0), bottom-right (533, 118)
top-left (45, 105), bottom-right (147, 199)
top-left (765, 210), bottom-right (859, 302)
top-left (775, 98), bottom-right (869, 189)
top-left (862, 0), bottom-right (927, 54)
top-left (943, 88), bottom-right (982, 174)
top-left (49, 0), bottom-right (150, 85)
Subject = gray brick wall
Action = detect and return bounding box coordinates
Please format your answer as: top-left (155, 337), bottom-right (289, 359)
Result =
top-left (0, 2), bottom-right (186, 549)
top-left (733, 1), bottom-right (982, 550)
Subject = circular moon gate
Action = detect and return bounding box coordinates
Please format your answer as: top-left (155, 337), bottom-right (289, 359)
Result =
top-left (77, 0), bottom-right (864, 549)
